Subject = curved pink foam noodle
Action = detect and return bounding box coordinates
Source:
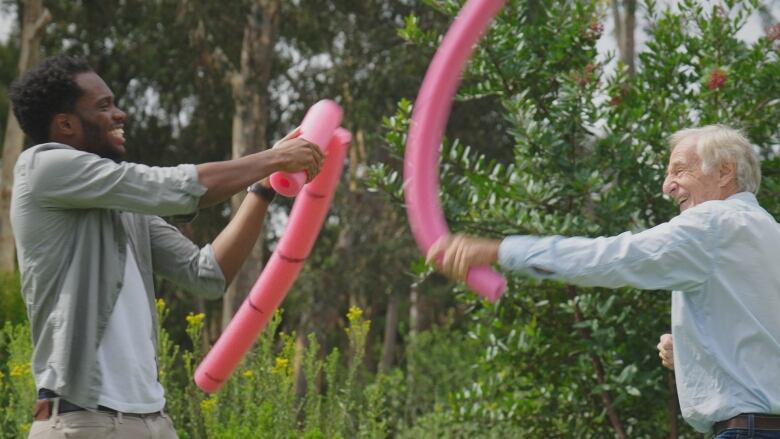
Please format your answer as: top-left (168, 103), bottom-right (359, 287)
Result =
top-left (404, 0), bottom-right (507, 302)
top-left (195, 127), bottom-right (351, 393)
top-left (270, 100), bottom-right (343, 197)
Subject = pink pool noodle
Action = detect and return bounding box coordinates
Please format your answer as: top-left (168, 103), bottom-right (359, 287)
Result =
top-left (404, 0), bottom-right (507, 302)
top-left (270, 100), bottom-right (343, 197)
top-left (195, 128), bottom-right (351, 393)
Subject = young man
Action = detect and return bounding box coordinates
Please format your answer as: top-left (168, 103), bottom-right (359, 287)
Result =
top-left (428, 125), bottom-right (780, 438)
top-left (9, 54), bottom-right (324, 438)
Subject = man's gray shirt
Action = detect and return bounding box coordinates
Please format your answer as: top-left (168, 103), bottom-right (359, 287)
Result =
top-left (11, 143), bottom-right (226, 409)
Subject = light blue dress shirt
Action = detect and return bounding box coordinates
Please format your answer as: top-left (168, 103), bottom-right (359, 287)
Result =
top-left (498, 192), bottom-right (780, 433)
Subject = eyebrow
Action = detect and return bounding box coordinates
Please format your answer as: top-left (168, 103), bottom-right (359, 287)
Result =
top-left (666, 161), bottom-right (685, 173)
top-left (95, 95), bottom-right (114, 107)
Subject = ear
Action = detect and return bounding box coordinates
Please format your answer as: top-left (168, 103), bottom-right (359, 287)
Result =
top-left (718, 161), bottom-right (737, 187)
top-left (51, 113), bottom-right (78, 137)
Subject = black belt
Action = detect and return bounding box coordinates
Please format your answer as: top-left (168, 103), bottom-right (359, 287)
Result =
top-left (57, 398), bottom-right (123, 415)
top-left (34, 398), bottom-right (162, 420)
top-left (713, 413), bottom-right (780, 436)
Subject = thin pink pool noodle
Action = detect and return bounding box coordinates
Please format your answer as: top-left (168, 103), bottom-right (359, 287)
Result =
top-left (270, 100), bottom-right (343, 197)
top-left (404, 0), bottom-right (507, 302)
top-left (195, 128), bottom-right (351, 393)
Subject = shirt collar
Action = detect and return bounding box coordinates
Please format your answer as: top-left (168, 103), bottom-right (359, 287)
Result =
top-left (726, 191), bottom-right (758, 205)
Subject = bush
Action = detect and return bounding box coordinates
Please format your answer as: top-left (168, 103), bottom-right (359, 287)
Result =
top-left (370, 0), bottom-right (778, 436)
top-left (0, 300), bottom-right (390, 438)
top-left (0, 272), bottom-right (25, 326)
top-left (0, 321), bottom-right (35, 438)
top-left (156, 300), bottom-right (385, 438)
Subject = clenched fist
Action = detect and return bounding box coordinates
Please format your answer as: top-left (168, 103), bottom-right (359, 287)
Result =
top-left (426, 234), bottom-right (501, 282)
top-left (657, 333), bottom-right (674, 370)
top-left (271, 127), bottom-right (325, 182)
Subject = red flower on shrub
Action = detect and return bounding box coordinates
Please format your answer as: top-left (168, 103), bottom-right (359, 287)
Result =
top-left (573, 63), bottom-right (597, 87)
top-left (588, 21), bottom-right (604, 40)
top-left (707, 68), bottom-right (727, 90)
top-left (767, 23), bottom-right (780, 42)
top-left (609, 84), bottom-right (630, 107)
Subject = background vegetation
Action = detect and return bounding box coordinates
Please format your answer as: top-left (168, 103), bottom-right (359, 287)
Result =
top-left (1, 0), bottom-right (779, 437)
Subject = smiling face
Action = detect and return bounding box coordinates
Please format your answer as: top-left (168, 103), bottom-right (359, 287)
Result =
top-left (69, 72), bottom-right (127, 161)
top-left (662, 137), bottom-right (723, 212)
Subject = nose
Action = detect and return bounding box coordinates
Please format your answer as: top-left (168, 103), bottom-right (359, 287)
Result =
top-left (662, 174), bottom-right (676, 195)
top-left (112, 107), bottom-right (127, 123)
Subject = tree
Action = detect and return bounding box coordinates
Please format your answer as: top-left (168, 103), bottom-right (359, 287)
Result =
top-left (177, 0), bottom-right (282, 329)
top-left (613, 0), bottom-right (637, 74)
top-left (0, 0), bottom-right (50, 272)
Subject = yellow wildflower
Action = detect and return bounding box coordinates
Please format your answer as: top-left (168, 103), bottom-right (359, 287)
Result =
top-left (186, 312), bottom-right (205, 326)
top-left (200, 397), bottom-right (217, 412)
top-left (156, 298), bottom-right (166, 312)
top-left (10, 363), bottom-right (30, 377)
top-left (242, 370), bottom-right (254, 378)
top-left (272, 357), bottom-right (289, 375)
top-left (347, 306), bottom-right (363, 322)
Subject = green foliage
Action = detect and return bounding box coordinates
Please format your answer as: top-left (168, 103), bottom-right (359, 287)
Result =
top-left (0, 321), bottom-right (35, 438)
top-left (370, 0), bottom-right (779, 437)
top-left (154, 300), bottom-right (388, 438)
top-left (0, 271), bottom-right (24, 326)
top-left (0, 299), bottom-right (419, 438)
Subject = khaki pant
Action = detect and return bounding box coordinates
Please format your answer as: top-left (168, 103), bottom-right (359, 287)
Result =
top-left (28, 399), bottom-right (178, 439)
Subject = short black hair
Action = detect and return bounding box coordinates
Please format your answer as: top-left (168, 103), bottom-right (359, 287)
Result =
top-left (9, 54), bottom-right (93, 145)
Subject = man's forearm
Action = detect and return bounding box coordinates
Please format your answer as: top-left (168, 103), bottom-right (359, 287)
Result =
top-left (211, 192), bottom-right (270, 285)
top-left (196, 150), bottom-right (281, 208)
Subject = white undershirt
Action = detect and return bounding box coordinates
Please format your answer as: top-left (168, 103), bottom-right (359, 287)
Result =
top-left (96, 243), bottom-right (165, 412)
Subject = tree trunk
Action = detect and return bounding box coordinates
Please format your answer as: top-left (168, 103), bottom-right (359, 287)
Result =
top-left (220, 0), bottom-right (280, 329)
top-left (293, 330), bottom-right (306, 397)
top-left (612, 0), bottom-right (637, 75)
top-left (0, 1), bottom-right (51, 272)
top-left (379, 288), bottom-right (399, 371)
top-left (409, 281), bottom-right (420, 341)
top-left (667, 372), bottom-right (679, 439)
top-left (567, 286), bottom-right (627, 439)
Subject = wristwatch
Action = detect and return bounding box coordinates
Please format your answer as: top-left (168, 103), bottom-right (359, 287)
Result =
top-left (247, 182), bottom-right (276, 203)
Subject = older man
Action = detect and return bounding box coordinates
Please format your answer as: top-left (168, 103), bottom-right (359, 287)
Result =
top-left (428, 125), bottom-right (780, 437)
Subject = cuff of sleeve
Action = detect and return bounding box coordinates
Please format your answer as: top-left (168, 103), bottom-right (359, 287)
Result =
top-left (197, 244), bottom-right (227, 299)
top-left (498, 235), bottom-right (540, 273)
top-left (178, 164), bottom-right (208, 197)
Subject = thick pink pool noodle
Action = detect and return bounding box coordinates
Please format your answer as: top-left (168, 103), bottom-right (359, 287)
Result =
top-left (195, 128), bottom-right (351, 393)
top-left (404, 0), bottom-right (507, 302)
top-left (270, 100), bottom-right (343, 197)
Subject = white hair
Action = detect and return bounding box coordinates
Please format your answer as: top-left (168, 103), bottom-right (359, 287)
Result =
top-left (668, 124), bottom-right (761, 194)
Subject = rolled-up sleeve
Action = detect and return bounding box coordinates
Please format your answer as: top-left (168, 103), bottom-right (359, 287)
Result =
top-left (25, 144), bottom-right (206, 216)
top-left (148, 216), bottom-right (226, 299)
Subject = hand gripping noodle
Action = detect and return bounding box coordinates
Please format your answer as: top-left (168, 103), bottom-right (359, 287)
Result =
top-left (195, 128), bottom-right (351, 393)
top-left (404, 0), bottom-right (507, 302)
top-left (270, 100), bottom-right (343, 197)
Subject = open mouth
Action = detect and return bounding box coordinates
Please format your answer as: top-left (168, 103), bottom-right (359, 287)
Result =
top-left (109, 127), bottom-right (125, 143)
